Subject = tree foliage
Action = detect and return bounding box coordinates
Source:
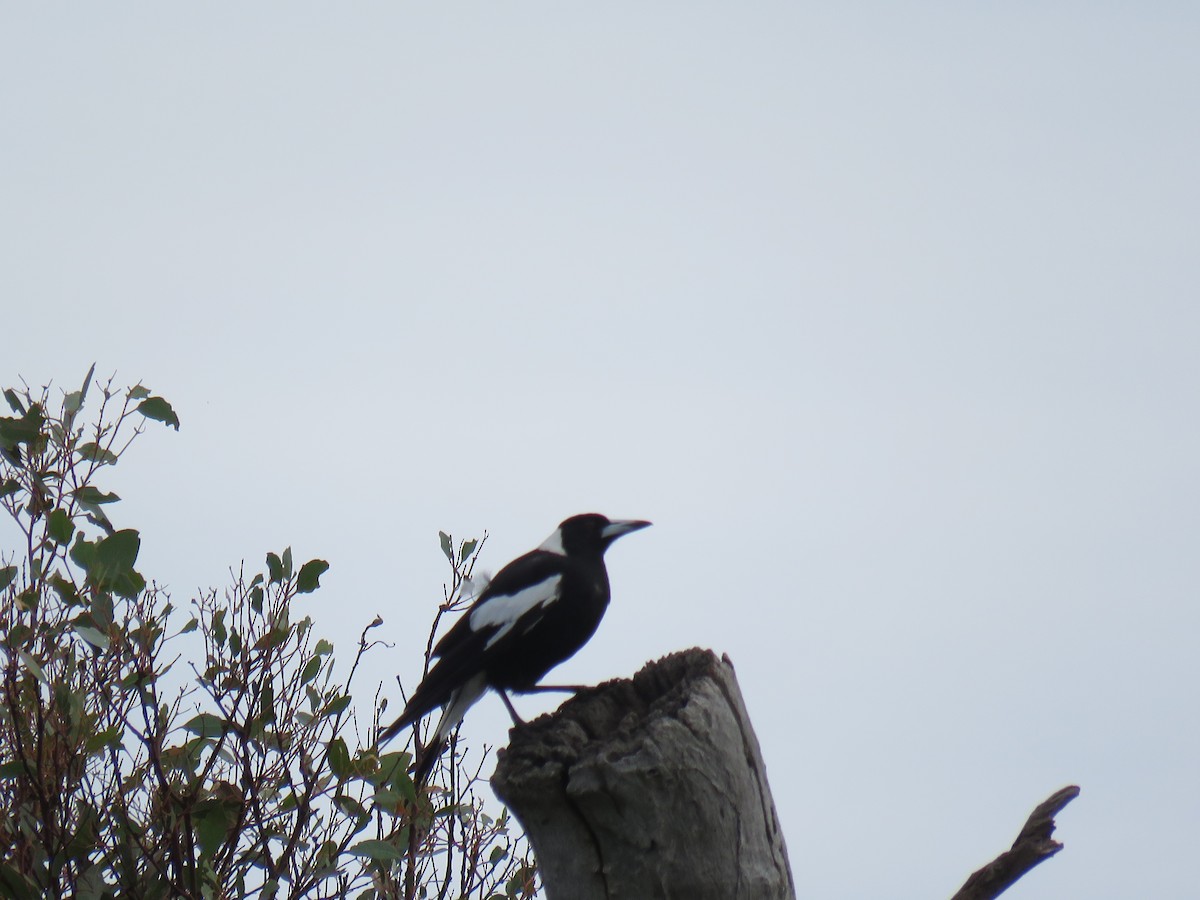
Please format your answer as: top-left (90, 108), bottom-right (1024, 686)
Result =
top-left (0, 368), bottom-right (536, 899)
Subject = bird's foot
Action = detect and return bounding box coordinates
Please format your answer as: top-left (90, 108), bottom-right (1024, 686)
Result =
top-left (521, 684), bottom-right (589, 694)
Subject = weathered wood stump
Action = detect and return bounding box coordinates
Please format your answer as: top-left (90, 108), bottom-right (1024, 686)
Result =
top-left (492, 648), bottom-right (796, 900)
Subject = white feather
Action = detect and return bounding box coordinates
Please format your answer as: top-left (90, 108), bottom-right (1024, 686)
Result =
top-left (469, 574), bottom-right (563, 649)
top-left (433, 672), bottom-right (488, 743)
top-left (537, 527), bottom-right (565, 554)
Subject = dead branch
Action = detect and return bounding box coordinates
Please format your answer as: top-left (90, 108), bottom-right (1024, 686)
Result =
top-left (950, 784), bottom-right (1080, 900)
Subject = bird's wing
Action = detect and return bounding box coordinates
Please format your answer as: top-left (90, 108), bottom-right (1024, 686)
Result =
top-left (432, 550), bottom-right (566, 659)
top-left (387, 552), bottom-right (567, 729)
top-left (469, 573), bottom-right (562, 649)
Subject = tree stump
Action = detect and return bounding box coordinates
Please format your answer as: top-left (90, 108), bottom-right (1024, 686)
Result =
top-left (492, 648), bottom-right (796, 900)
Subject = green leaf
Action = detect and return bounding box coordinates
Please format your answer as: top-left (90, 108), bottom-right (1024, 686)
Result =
top-left (372, 787), bottom-right (405, 816)
top-left (94, 528), bottom-right (138, 568)
top-left (439, 531), bottom-right (453, 562)
top-left (372, 752), bottom-right (413, 789)
top-left (323, 694), bottom-right (351, 719)
top-left (70, 536), bottom-right (96, 571)
top-left (74, 485), bottom-right (120, 509)
top-left (194, 801), bottom-right (234, 857)
top-left (63, 390), bottom-right (84, 416)
top-left (250, 585), bottom-right (264, 613)
top-left (84, 727), bottom-right (122, 754)
top-left (90, 590), bottom-right (114, 629)
top-left (74, 624), bottom-right (110, 650)
top-left (180, 617), bottom-right (199, 634)
top-left (328, 737), bottom-right (351, 779)
top-left (506, 863), bottom-right (537, 898)
top-left (334, 793), bottom-right (368, 820)
top-left (0, 406), bottom-right (45, 452)
top-left (296, 559), bottom-right (329, 594)
top-left (212, 609), bottom-right (227, 647)
top-left (47, 509), bottom-right (75, 544)
top-left (266, 552), bottom-right (285, 584)
top-left (0, 760), bottom-right (25, 779)
top-left (281, 546), bottom-right (293, 578)
top-left (259, 682), bottom-right (275, 725)
top-left (0, 566), bottom-right (16, 591)
top-left (54, 681), bottom-right (78, 728)
top-left (254, 626), bottom-right (288, 652)
top-left (347, 839), bottom-right (404, 861)
top-left (50, 574), bottom-right (79, 605)
top-left (0, 479), bottom-right (18, 499)
top-left (76, 442), bottom-right (118, 465)
top-left (313, 639), bottom-right (334, 656)
top-left (83, 510), bottom-right (114, 535)
top-left (128, 385), bottom-right (150, 400)
top-left (461, 538), bottom-right (478, 559)
top-left (72, 863), bottom-right (106, 899)
top-left (3, 389), bottom-right (25, 415)
top-left (160, 739), bottom-right (205, 772)
top-left (17, 651), bottom-right (47, 684)
top-left (136, 396), bottom-right (180, 431)
top-left (300, 656), bottom-right (322, 685)
top-left (66, 365), bottom-right (96, 417)
top-left (88, 529), bottom-right (144, 599)
top-left (183, 713), bottom-right (228, 738)
top-left (0, 862), bottom-right (38, 900)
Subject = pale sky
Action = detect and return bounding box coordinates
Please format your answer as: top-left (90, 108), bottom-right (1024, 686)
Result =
top-left (3, 5), bottom-right (1198, 897)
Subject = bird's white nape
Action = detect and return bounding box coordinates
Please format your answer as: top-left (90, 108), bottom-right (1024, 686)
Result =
top-left (537, 527), bottom-right (565, 555)
top-left (469, 574), bottom-right (564, 649)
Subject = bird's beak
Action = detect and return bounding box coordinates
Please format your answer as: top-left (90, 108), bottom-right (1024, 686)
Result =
top-left (601, 519), bottom-right (652, 542)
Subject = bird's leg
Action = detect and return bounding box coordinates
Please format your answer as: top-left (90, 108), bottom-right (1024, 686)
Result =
top-left (497, 689), bottom-right (526, 725)
top-left (521, 684), bottom-right (589, 693)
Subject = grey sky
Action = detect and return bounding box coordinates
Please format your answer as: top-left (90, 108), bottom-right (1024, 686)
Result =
top-left (3, 5), bottom-right (1198, 897)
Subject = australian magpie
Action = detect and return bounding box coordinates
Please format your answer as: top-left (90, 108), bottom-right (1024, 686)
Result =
top-left (380, 513), bottom-right (650, 783)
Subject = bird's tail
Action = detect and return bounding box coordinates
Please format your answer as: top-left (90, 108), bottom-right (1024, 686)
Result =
top-left (378, 709), bottom-right (416, 745)
top-left (411, 738), bottom-right (445, 786)
top-left (378, 673), bottom-right (489, 785)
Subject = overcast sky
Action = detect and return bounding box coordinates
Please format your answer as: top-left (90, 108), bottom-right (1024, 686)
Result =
top-left (3, 4), bottom-right (1198, 897)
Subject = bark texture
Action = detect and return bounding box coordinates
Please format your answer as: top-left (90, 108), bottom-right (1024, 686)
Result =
top-left (491, 648), bottom-right (795, 900)
top-left (950, 785), bottom-right (1080, 900)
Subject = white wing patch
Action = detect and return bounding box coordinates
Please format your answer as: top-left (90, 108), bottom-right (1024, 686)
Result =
top-left (470, 574), bottom-right (563, 649)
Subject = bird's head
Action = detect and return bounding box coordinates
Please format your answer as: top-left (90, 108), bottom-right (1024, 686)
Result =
top-left (539, 513), bottom-right (652, 557)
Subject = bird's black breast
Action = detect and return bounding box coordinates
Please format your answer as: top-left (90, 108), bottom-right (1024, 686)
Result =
top-left (482, 553), bottom-right (612, 691)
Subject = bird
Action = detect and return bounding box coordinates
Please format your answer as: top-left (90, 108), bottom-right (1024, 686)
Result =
top-left (379, 513), bottom-right (650, 784)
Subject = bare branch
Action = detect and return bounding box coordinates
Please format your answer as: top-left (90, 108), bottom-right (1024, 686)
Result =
top-left (950, 785), bottom-right (1081, 900)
